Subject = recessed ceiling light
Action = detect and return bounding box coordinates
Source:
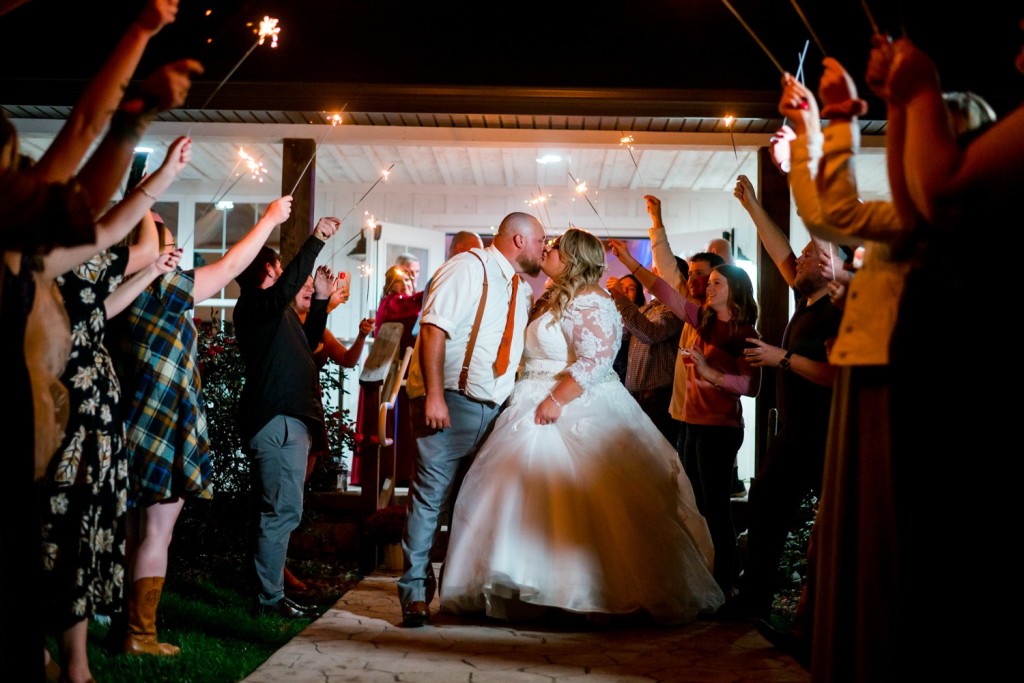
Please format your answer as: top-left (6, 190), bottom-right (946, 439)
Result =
top-left (536, 155), bottom-right (562, 165)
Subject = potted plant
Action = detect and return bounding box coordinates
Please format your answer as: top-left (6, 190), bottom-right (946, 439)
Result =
top-left (363, 504), bottom-right (408, 570)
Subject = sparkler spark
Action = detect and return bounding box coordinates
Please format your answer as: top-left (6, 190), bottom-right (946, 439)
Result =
top-left (238, 147), bottom-right (266, 182)
top-left (257, 16), bottom-right (281, 47)
top-left (190, 16), bottom-right (283, 133)
top-left (327, 164), bottom-right (398, 262)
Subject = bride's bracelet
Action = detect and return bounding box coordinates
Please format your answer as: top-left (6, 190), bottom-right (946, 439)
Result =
top-left (547, 393), bottom-right (563, 408)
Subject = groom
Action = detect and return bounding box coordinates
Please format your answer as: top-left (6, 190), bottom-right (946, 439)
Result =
top-left (398, 212), bottom-right (545, 626)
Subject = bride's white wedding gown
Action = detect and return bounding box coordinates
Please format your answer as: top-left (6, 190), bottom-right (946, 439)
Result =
top-left (440, 292), bottom-right (725, 624)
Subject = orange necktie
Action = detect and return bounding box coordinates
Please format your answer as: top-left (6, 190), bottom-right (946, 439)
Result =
top-left (494, 274), bottom-right (519, 376)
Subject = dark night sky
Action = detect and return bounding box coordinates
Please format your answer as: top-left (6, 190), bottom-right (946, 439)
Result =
top-left (1, 1), bottom-right (1021, 114)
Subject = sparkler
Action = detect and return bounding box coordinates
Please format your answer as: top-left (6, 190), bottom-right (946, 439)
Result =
top-left (192, 16), bottom-right (281, 121)
top-left (326, 165), bottom-right (397, 262)
top-left (788, 0), bottom-right (827, 57)
top-left (525, 189), bottom-right (554, 229)
top-left (566, 169), bottom-right (608, 234)
top-left (719, 0), bottom-right (785, 74)
top-left (723, 115), bottom-right (738, 160)
top-left (619, 132), bottom-right (645, 185)
top-left (288, 110), bottom-right (346, 196)
top-left (860, 0), bottom-right (882, 37)
top-left (781, 40), bottom-right (811, 129)
top-left (180, 146), bottom-right (267, 251)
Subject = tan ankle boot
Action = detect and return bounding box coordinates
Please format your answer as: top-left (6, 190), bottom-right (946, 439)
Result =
top-left (123, 577), bottom-right (181, 656)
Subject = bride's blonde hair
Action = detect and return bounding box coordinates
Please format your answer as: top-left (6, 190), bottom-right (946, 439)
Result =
top-left (536, 228), bottom-right (606, 323)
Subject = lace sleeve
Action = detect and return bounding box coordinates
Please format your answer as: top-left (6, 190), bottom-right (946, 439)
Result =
top-left (560, 293), bottom-right (621, 389)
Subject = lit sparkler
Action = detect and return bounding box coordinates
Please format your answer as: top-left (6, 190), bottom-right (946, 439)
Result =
top-left (619, 132), bottom-right (645, 185)
top-left (288, 109), bottom-right (346, 196)
top-left (193, 16), bottom-right (282, 115)
top-left (724, 115), bottom-right (738, 160)
top-left (328, 165), bottom-right (397, 261)
top-left (239, 147), bottom-right (266, 182)
top-left (566, 169), bottom-right (608, 233)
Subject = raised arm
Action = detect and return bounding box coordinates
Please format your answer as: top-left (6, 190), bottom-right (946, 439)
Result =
top-left (39, 136), bottom-right (191, 279)
top-left (191, 196), bottom-right (294, 303)
top-left (30, 0), bottom-right (179, 183)
top-left (315, 319), bottom-right (372, 369)
top-left (888, 36), bottom-right (1024, 226)
top-left (734, 174), bottom-right (797, 287)
top-left (104, 245), bottom-right (182, 318)
top-left (644, 195), bottom-right (686, 293)
top-left (73, 58), bottom-right (202, 216)
top-left (609, 239), bottom-right (698, 327)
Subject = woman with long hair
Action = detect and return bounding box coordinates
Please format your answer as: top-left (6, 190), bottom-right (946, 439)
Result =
top-left (612, 243), bottom-right (760, 597)
top-left (440, 228), bottom-right (724, 624)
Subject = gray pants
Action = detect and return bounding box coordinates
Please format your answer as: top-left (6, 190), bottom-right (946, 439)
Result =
top-left (250, 415), bottom-right (310, 606)
top-left (398, 391), bottom-right (501, 608)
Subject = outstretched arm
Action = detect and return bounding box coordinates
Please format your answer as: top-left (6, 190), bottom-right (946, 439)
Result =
top-left (192, 196), bottom-right (294, 303)
top-left (104, 245), bottom-right (182, 318)
top-left (644, 195), bottom-right (686, 293)
top-left (30, 0), bottom-right (179, 183)
top-left (39, 137), bottom-right (191, 278)
top-left (734, 174), bottom-right (797, 287)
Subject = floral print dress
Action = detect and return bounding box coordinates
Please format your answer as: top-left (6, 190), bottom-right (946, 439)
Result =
top-left (40, 247), bottom-right (129, 623)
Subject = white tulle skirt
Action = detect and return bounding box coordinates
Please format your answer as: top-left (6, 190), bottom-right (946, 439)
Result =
top-left (440, 369), bottom-right (725, 624)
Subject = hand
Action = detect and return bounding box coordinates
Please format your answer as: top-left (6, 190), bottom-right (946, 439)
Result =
top-left (357, 318), bottom-right (374, 336)
top-left (643, 194), bottom-right (664, 228)
top-left (778, 73), bottom-right (819, 135)
top-left (817, 245), bottom-right (851, 285)
top-left (327, 274), bottom-right (350, 311)
top-left (606, 276), bottom-right (621, 294)
top-left (886, 38), bottom-right (940, 105)
top-left (733, 175), bottom-right (758, 209)
top-left (866, 33), bottom-right (895, 99)
top-left (137, 0), bottom-right (178, 34)
top-left (155, 136), bottom-right (191, 179)
top-left (827, 279), bottom-right (847, 309)
top-left (263, 196), bottom-right (293, 225)
top-left (313, 265), bottom-right (334, 297)
top-left (819, 57), bottom-right (859, 107)
top-left (313, 216), bottom-right (341, 241)
top-left (743, 338), bottom-right (786, 368)
top-left (155, 247), bottom-right (182, 274)
top-left (769, 125), bottom-right (795, 174)
top-left (534, 395), bottom-right (562, 425)
top-left (133, 59), bottom-right (204, 113)
top-left (683, 344), bottom-right (710, 375)
top-left (608, 238), bottom-right (639, 273)
top-left (423, 393), bottom-right (451, 430)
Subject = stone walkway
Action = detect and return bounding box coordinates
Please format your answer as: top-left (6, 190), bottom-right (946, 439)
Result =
top-left (242, 569), bottom-right (810, 683)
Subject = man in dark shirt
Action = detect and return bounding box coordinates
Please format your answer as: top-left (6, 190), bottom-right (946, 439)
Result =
top-left (233, 216), bottom-right (339, 618)
top-left (730, 175), bottom-right (842, 626)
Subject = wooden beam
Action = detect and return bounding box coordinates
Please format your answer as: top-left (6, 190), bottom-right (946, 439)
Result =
top-left (753, 145), bottom-right (790, 476)
top-left (281, 138), bottom-right (316, 264)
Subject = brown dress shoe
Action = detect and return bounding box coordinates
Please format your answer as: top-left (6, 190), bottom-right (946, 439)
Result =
top-left (402, 600), bottom-right (429, 627)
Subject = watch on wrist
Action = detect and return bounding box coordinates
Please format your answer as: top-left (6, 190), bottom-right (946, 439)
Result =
top-left (779, 350), bottom-right (793, 370)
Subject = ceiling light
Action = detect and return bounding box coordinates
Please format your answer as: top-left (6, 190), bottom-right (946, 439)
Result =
top-left (536, 155), bottom-right (562, 165)
top-left (215, 200), bottom-right (234, 211)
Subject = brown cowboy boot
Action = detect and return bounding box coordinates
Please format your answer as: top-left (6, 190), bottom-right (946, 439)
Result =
top-left (123, 577), bottom-right (181, 656)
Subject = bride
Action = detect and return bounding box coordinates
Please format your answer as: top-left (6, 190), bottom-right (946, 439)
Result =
top-left (439, 228), bottom-right (725, 624)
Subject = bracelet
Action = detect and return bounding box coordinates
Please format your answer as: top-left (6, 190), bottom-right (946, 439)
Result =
top-left (547, 393), bottom-right (563, 408)
top-left (629, 263), bottom-right (642, 275)
top-left (138, 185), bottom-right (158, 201)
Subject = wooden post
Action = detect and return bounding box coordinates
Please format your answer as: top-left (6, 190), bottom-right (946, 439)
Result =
top-left (754, 146), bottom-right (791, 476)
top-left (280, 138), bottom-right (315, 264)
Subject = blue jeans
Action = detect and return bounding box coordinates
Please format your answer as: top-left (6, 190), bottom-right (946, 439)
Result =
top-left (398, 391), bottom-right (501, 607)
top-left (250, 415), bottom-right (310, 606)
